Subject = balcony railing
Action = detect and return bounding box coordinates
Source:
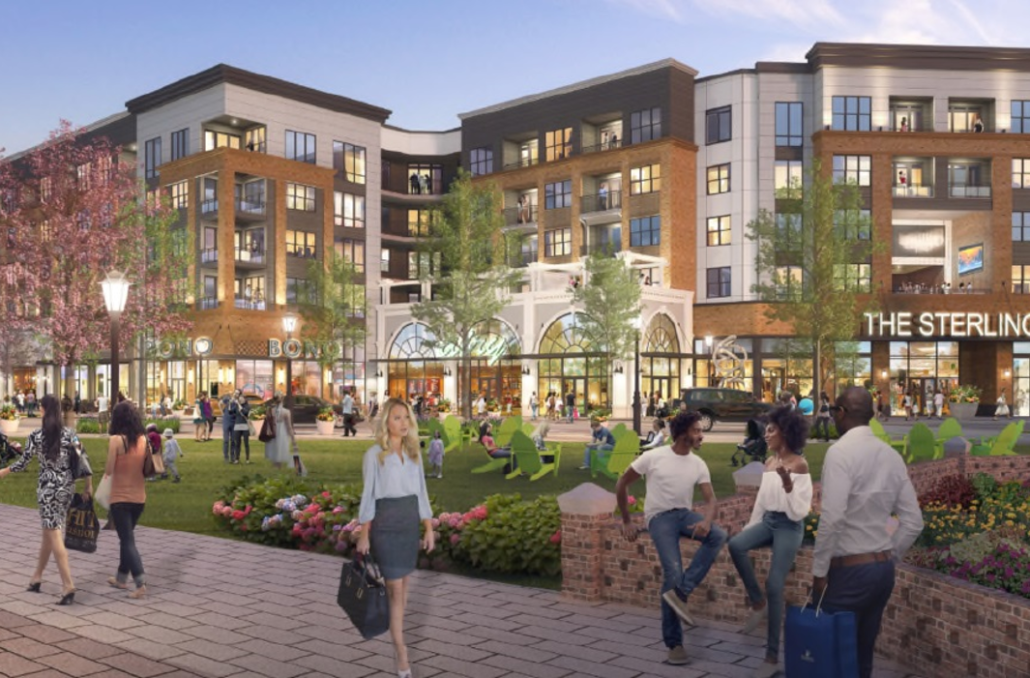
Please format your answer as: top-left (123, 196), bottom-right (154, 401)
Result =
top-left (502, 157), bottom-right (540, 171)
top-left (949, 185), bottom-right (991, 198)
top-left (287, 247), bottom-right (318, 259)
top-left (893, 185), bottom-right (934, 197)
top-left (235, 199), bottom-right (265, 215)
top-left (200, 199), bottom-right (218, 215)
top-left (200, 248), bottom-right (218, 264)
top-left (234, 298), bottom-right (267, 310)
top-left (581, 139), bottom-right (622, 155)
top-left (199, 297), bottom-right (219, 310)
top-left (581, 190), bottom-right (622, 213)
top-left (503, 205), bottom-right (538, 227)
top-left (235, 248), bottom-right (265, 264)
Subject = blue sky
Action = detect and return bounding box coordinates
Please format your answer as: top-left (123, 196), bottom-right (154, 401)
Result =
top-left (1, 0), bottom-right (1022, 153)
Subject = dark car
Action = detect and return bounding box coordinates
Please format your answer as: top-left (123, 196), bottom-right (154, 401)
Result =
top-left (262, 395), bottom-right (341, 424)
top-left (675, 388), bottom-right (773, 431)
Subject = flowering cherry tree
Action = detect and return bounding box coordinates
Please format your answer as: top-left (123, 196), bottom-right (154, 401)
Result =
top-left (0, 121), bottom-right (193, 397)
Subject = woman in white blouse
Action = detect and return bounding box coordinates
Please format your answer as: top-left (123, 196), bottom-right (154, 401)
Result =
top-left (356, 398), bottom-right (435, 678)
top-left (727, 405), bottom-right (813, 678)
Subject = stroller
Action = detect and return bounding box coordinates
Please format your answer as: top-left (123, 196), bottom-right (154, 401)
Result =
top-left (730, 417), bottom-right (768, 467)
top-left (0, 432), bottom-right (22, 465)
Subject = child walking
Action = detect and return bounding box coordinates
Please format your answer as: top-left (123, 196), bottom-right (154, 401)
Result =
top-left (427, 430), bottom-right (444, 479)
top-left (162, 428), bottom-right (183, 483)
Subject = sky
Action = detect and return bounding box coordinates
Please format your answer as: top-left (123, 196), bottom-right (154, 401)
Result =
top-left (2, 0), bottom-right (1028, 154)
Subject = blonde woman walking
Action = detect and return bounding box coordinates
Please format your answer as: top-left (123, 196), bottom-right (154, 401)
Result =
top-left (356, 397), bottom-right (435, 678)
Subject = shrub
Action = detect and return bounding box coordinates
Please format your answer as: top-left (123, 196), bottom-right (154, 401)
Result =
top-left (802, 511), bottom-right (820, 545)
top-left (76, 416), bottom-right (102, 434)
top-left (919, 474), bottom-right (976, 509)
top-left (941, 530), bottom-right (1026, 567)
top-left (971, 472), bottom-right (998, 500)
top-left (144, 417), bottom-right (179, 433)
top-left (949, 542), bottom-right (1030, 598)
top-left (459, 494), bottom-right (561, 576)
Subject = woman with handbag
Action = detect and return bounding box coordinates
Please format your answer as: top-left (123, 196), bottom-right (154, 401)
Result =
top-left (356, 397), bottom-right (435, 678)
top-left (101, 401), bottom-right (149, 599)
top-left (263, 392), bottom-right (295, 470)
top-left (0, 394), bottom-right (92, 605)
top-left (232, 393), bottom-right (252, 464)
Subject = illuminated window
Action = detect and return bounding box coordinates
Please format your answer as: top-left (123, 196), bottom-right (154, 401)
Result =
top-left (630, 164), bottom-right (661, 195)
top-left (707, 164), bottom-right (730, 195)
top-left (170, 181), bottom-right (188, 209)
top-left (333, 141), bottom-right (366, 184)
top-left (334, 192), bottom-right (365, 228)
top-left (706, 215), bottom-right (730, 246)
top-left (204, 130), bottom-right (240, 151)
top-left (543, 229), bottom-right (572, 257)
top-left (285, 230), bottom-right (317, 258)
top-left (286, 183), bottom-right (316, 212)
top-left (545, 128), bottom-right (572, 162)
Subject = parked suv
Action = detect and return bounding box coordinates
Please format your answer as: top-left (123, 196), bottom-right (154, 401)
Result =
top-left (675, 388), bottom-right (773, 431)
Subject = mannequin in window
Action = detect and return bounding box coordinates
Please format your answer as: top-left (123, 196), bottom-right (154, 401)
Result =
top-left (899, 116), bottom-right (910, 133)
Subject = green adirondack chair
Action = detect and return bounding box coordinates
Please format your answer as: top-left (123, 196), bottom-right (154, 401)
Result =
top-left (905, 423), bottom-right (937, 464)
top-left (970, 420), bottom-right (1023, 456)
top-left (870, 418), bottom-right (906, 454)
top-left (609, 423), bottom-right (629, 441)
top-left (471, 441), bottom-right (510, 474)
top-left (442, 416), bottom-right (464, 453)
top-left (934, 417), bottom-right (964, 459)
top-left (493, 416), bottom-right (522, 448)
top-left (591, 431), bottom-right (639, 480)
top-left (505, 431), bottom-right (560, 481)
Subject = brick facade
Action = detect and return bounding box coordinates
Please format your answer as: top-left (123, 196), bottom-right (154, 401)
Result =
top-left (560, 454), bottom-right (1030, 677)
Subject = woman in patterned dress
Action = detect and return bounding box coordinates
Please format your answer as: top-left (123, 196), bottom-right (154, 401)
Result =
top-left (0, 394), bottom-right (93, 605)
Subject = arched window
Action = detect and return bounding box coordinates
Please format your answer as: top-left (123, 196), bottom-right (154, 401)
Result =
top-left (470, 319), bottom-right (521, 362)
top-left (538, 312), bottom-right (593, 355)
top-left (537, 313), bottom-right (608, 410)
top-left (644, 314), bottom-right (680, 353)
top-left (641, 314), bottom-right (682, 407)
top-left (389, 323), bottom-right (437, 360)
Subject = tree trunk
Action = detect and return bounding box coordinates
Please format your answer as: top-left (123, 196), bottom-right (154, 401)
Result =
top-left (462, 349), bottom-right (473, 421)
top-left (814, 339), bottom-right (823, 398)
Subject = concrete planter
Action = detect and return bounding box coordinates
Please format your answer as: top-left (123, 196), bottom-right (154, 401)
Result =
top-left (315, 419), bottom-right (335, 436)
top-left (0, 418), bottom-right (19, 435)
top-left (949, 402), bottom-right (978, 420)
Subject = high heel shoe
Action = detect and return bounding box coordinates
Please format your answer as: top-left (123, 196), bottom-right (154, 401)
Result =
top-left (27, 581), bottom-right (41, 593)
top-left (57, 590), bottom-right (75, 606)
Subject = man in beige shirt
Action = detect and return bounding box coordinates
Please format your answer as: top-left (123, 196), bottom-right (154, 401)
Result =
top-left (812, 387), bottom-right (923, 678)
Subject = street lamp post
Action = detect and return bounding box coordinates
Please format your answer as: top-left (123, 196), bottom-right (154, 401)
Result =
top-left (101, 271), bottom-right (132, 412)
top-left (704, 335), bottom-right (714, 386)
top-left (282, 313), bottom-right (297, 409)
top-left (631, 316), bottom-right (643, 436)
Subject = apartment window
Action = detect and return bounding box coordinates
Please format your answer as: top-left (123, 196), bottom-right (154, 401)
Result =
top-left (774, 266), bottom-right (805, 299)
top-left (333, 141), bottom-right (367, 184)
top-left (408, 252), bottom-right (419, 279)
top-left (286, 277), bottom-right (314, 304)
top-left (1014, 159), bottom-right (1030, 188)
top-left (630, 164), bottom-right (661, 195)
top-left (245, 126), bottom-right (266, 153)
top-left (775, 213), bottom-right (803, 249)
top-left (544, 180), bottom-right (572, 209)
top-left (470, 147), bottom-right (493, 176)
top-left (286, 230), bottom-right (317, 258)
top-left (706, 216), bottom-right (731, 246)
top-left (543, 229), bottom-right (572, 257)
top-left (775, 102), bottom-right (803, 146)
top-left (707, 164), bottom-right (731, 195)
top-left (408, 209), bottom-right (431, 236)
top-left (631, 107), bottom-right (662, 144)
top-left (706, 106), bottom-right (731, 144)
top-left (1013, 212), bottom-right (1030, 242)
top-left (832, 155), bottom-right (871, 186)
top-left (380, 248), bottom-right (391, 273)
top-left (170, 129), bottom-right (189, 161)
top-left (521, 235), bottom-right (538, 265)
top-left (144, 137), bottom-right (161, 180)
top-left (169, 181), bottom-right (188, 209)
top-left (630, 215), bottom-right (661, 247)
top-left (407, 164), bottom-right (443, 195)
top-left (1013, 265), bottom-right (1030, 293)
top-left (286, 130), bottom-right (316, 164)
top-left (545, 128), bottom-right (572, 162)
top-left (706, 267), bottom-right (732, 298)
top-left (286, 183), bottom-right (316, 212)
top-left (334, 192), bottom-right (365, 228)
top-left (949, 105), bottom-right (984, 133)
top-left (204, 130), bottom-right (240, 150)
top-left (335, 238), bottom-right (365, 272)
top-left (774, 160), bottom-right (803, 193)
top-left (834, 263), bottom-right (872, 292)
top-left (835, 208), bottom-right (871, 240)
top-left (831, 96), bottom-right (871, 131)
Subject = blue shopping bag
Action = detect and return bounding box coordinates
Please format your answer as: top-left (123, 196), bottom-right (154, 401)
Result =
top-left (784, 591), bottom-right (858, 678)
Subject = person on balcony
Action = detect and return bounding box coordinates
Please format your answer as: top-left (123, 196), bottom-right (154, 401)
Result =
top-left (598, 182), bottom-right (609, 210)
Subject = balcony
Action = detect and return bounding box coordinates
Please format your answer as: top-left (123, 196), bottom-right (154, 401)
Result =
top-left (503, 205), bottom-right (538, 229)
top-left (235, 247), bottom-right (265, 267)
top-left (581, 138), bottom-right (622, 155)
top-left (200, 248), bottom-right (218, 266)
top-left (235, 199), bottom-right (265, 220)
top-left (949, 185), bottom-right (991, 198)
top-left (893, 185), bottom-right (934, 198)
top-left (502, 157), bottom-right (540, 172)
top-left (199, 297), bottom-right (219, 310)
top-left (234, 297), bottom-right (267, 310)
top-left (200, 199), bottom-right (218, 217)
top-left (581, 191), bottom-right (622, 214)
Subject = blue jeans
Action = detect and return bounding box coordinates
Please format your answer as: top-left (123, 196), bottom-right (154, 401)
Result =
top-left (567, 406), bottom-right (574, 423)
top-left (110, 502), bottom-right (146, 587)
top-left (222, 427), bottom-right (233, 460)
top-left (822, 560), bottom-right (896, 678)
top-left (727, 511), bottom-right (804, 661)
top-left (583, 443), bottom-right (613, 467)
top-left (648, 509), bottom-right (728, 648)
top-left (531, 404), bottom-right (538, 420)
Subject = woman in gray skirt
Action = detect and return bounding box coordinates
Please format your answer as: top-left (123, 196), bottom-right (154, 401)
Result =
top-left (356, 397), bottom-right (434, 678)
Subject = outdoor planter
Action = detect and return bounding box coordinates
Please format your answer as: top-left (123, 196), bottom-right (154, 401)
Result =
top-left (0, 418), bottom-right (19, 435)
top-left (949, 402), bottom-right (977, 420)
top-left (316, 419), bottom-right (335, 436)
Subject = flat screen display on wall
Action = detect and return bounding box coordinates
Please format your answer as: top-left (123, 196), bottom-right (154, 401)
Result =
top-left (958, 243), bottom-right (984, 275)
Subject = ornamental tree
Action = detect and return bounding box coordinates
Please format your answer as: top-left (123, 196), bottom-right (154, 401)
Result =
top-left (300, 250), bottom-right (367, 395)
top-left (0, 121), bottom-right (193, 398)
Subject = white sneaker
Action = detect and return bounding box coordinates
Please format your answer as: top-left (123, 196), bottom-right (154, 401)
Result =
top-left (740, 605), bottom-right (767, 634)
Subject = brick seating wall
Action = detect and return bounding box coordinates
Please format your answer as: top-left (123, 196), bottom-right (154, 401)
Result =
top-left (560, 454), bottom-right (1030, 678)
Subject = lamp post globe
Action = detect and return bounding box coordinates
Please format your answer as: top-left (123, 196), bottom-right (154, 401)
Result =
top-left (282, 313), bottom-right (298, 408)
top-left (101, 270), bottom-right (132, 412)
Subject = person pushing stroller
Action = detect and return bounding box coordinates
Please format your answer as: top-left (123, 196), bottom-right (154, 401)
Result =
top-left (731, 417), bottom-right (768, 467)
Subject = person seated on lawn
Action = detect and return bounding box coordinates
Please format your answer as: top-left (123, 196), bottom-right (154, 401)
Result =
top-left (580, 418), bottom-right (616, 470)
top-left (641, 418), bottom-right (668, 452)
top-left (480, 421), bottom-right (515, 472)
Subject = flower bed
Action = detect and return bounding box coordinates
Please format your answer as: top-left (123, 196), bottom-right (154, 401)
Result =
top-left (211, 476), bottom-right (562, 576)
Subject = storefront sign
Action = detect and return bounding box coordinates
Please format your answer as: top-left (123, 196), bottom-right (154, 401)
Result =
top-left (146, 336), bottom-right (213, 358)
top-left (268, 339), bottom-right (341, 360)
top-left (865, 312), bottom-right (1030, 338)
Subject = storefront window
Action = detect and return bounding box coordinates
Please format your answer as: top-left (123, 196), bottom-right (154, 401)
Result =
top-left (888, 341), bottom-right (959, 415)
top-left (833, 341), bottom-right (871, 393)
top-left (538, 313), bottom-right (609, 413)
top-left (1013, 342), bottom-right (1030, 416)
top-left (642, 314), bottom-right (682, 403)
top-left (235, 360), bottom-right (274, 399)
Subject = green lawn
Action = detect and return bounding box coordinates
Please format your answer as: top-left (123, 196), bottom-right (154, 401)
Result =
top-left (0, 438), bottom-right (840, 535)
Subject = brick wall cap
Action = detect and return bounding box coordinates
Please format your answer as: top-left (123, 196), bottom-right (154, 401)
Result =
top-left (558, 483), bottom-right (617, 516)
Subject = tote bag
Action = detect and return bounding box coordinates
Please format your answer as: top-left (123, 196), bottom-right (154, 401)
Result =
top-left (94, 474), bottom-right (112, 510)
top-left (784, 590), bottom-right (859, 678)
top-left (337, 554), bottom-right (390, 639)
top-left (64, 494), bottom-right (100, 553)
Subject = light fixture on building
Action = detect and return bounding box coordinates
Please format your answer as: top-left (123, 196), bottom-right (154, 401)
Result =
top-left (521, 365), bottom-right (531, 375)
top-left (376, 370), bottom-right (383, 378)
top-left (881, 370), bottom-right (888, 379)
top-left (443, 367), bottom-right (452, 377)
top-left (1004, 369), bottom-right (1012, 378)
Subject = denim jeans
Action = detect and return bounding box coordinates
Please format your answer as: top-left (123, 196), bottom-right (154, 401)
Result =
top-left (648, 509), bottom-right (728, 648)
top-left (110, 502), bottom-right (146, 587)
top-left (822, 560), bottom-right (896, 678)
top-left (232, 430), bottom-right (250, 461)
top-left (222, 426), bottom-right (233, 460)
top-left (727, 511), bottom-right (804, 661)
top-left (530, 404), bottom-right (538, 420)
top-left (812, 416), bottom-right (831, 441)
top-left (583, 444), bottom-right (613, 467)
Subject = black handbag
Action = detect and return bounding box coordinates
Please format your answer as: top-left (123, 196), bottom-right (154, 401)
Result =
top-left (64, 494), bottom-right (100, 553)
top-left (68, 439), bottom-right (92, 480)
top-left (337, 554), bottom-right (390, 639)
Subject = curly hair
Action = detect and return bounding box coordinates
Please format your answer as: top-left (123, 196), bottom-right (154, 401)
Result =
top-left (669, 411), bottom-right (702, 442)
top-left (109, 401), bottom-right (145, 446)
top-left (766, 405), bottom-right (810, 454)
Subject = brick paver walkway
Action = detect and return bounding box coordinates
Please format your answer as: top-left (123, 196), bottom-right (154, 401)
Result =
top-left (0, 504), bottom-right (921, 678)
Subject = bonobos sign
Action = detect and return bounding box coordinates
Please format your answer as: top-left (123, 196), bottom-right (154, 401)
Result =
top-left (864, 312), bottom-right (1030, 338)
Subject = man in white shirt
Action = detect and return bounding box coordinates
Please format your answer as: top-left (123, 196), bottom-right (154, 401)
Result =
top-left (615, 411), bottom-right (727, 666)
top-left (341, 389), bottom-right (357, 437)
top-left (813, 387), bottom-right (923, 678)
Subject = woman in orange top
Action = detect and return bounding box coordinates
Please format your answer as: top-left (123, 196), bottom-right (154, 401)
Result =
top-left (102, 402), bottom-right (148, 599)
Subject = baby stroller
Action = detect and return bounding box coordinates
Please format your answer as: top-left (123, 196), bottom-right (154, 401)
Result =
top-left (0, 432), bottom-right (22, 465)
top-left (730, 417), bottom-right (767, 467)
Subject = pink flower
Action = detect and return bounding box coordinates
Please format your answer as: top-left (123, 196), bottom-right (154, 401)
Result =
top-left (430, 518), bottom-right (440, 528)
top-left (221, 507), bottom-right (233, 517)
top-left (549, 530), bottom-right (562, 544)
top-left (448, 518), bottom-right (460, 528)
top-left (627, 496), bottom-right (637, 505)
top-left (335, 541), bottom-right (349, 552)
top-left (322, 491), bottom-right (332, 499)
top-left (332, 506), bottom-right (345, 514)
top-left (449, 533), bottom-right (461, 545)
top-left (231, 510), bottom-right (245, 521)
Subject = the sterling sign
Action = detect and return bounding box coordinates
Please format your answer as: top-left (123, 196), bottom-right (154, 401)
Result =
top-left (864, 312), bottom-right (1030, 338)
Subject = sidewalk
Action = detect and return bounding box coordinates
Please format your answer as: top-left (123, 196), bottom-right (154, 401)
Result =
top-left (0, 505), bottom-right (922, 678)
